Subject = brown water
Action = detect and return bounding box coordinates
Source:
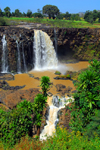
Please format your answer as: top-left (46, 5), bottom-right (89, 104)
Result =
top-left (7, 61), bottom-right (89, 95)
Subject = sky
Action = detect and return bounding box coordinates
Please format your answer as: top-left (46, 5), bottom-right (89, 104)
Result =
top-left (1, 0), bottom-right (100, 14)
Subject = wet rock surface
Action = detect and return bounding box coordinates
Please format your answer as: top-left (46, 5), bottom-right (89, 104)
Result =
top-left (55, 84), bottom-right (72, 96)
top-left (0, 73), bottom-right (14, 80)
top-left (0, 27), bottom-right (100, 72)
top-left (0, 88), bottom-right (40, 109)
top-left (0, 80), bottom-right (25, 90)
top-left (58, 103), bottom-right (72, 131)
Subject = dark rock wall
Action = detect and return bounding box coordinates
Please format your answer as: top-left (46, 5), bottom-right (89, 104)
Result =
top-left (0, 27), bottom-right (100, 72)
top-left (0, 27), bottom-right (34, 72)
top-left (55, 28), bottom-right (100, 61)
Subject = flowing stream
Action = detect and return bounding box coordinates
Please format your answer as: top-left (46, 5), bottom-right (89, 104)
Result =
top-left (16, 40), bottom-right (21, 73)
top-left (2, 35), bottom-right (8, 73)
top-left (40, 95), bottom-right (74, 140)
top-left (22, 43), bottom-right (27, 72)
top-left (33, 30), bottom-right (58, 70)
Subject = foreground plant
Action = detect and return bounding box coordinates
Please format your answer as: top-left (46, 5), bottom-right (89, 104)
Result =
top-left (69, 59), bottom-right (100, 136)
top-left (33, 76), bottom-right (50, 136)
top-left (0, 100), bottom-right (33, 148)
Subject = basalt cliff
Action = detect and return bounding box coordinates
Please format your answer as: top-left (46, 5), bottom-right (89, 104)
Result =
top-left (0, 27), bottom-right (100, 73)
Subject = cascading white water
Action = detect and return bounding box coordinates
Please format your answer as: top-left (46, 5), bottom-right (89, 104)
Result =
top-left (40, 96), bottom-right (74, 140)
top-left (1, 35), bottom-right (8, 73)
top-left (54, 29), bottom-right (58, 54)
top-left (33, 30), bottom-right (58, 70)
top-left (16, 40), bottom-right (21, 73)
top-left (22, 43), bottom-right (27, 72)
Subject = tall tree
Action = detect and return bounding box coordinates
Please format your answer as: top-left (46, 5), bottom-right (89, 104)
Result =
top-left (4, 7), bottom-right (11, 17)
top-left (0, 8), bottom-right (3, 17)
top-left (15, 9), bottom-right (21, 17)
top-left (27, 9), bottom-right (32, 18)
top-left (43, 5), bottom-right (59, 19)
top-left (92, 10), bottom-right (98, 22)
top-left (84, 10), bottom-right (94, 24)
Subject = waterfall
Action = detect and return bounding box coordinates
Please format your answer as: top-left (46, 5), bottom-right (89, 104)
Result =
top-left (33, 30), bottom-right (58, 70)
top-left (22, 43), bottom-right (27, 72)
top-left (40, 96), bottom-right (74, 140)
top-left (54, 29), bottom-right (58, 54)
top-left (1, 35), bottom-right (8, 73)
top-left (16, 40), bottom-right (21, 73)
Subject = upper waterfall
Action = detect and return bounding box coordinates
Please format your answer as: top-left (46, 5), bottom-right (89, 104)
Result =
top-left (2, 35), bottom-right (8, 73)
top-left (33, 30), bottom-right (58, 70)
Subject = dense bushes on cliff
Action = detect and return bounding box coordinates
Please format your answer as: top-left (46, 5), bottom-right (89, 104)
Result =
top-left (0, 100), bottom-right (33, 148)
top-left (0, 76), bottom-right (50, 148)
top-left (69, 59), bottom-right (100, 139)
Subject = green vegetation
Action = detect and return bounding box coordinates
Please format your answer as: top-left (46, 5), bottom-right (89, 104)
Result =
top-left (41, 127), bottom-right (100, 150)
top-left (0, 100), bottom-right (33, 148)
top-left (55, 74), bottom-right (71, 79)
top-left (1, 127), bottom-right (100, 150)
top-left (0, 5), bottom-right (100, 28)
top-left (0, 60), bottom-right (100, 149)
top-left (0, 76), bottom-right (50, 148)
top-left (43, 5), bottom-right (59, 19)
top-left (0, 17), bottom-right (8, 26)
top-left (3, 17), bottom-right (100, 28)
top-left (84, 10), bottom-right (100, 24)
top-left (40, 76), bottom-right (50, 96)
top-left (54, 71), bottom-right (61, 75)
top-left (69, 59), bottom-right (100, 138)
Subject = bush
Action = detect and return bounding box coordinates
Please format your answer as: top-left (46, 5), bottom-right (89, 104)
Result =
top-left (84, 109), bottom-right (100, 139)
top-left (42, 127), bottom-right (100, 150)
top-left (0, 17), bottom-right (8, 26)
top-left (40, 76), bottom-right (50, 96)
top-left (0, 100), bottom-right (33, 148)
top-left (69, 59), bottom-right (100, 133)
top-left (54, 71), bottom-right (61, 75)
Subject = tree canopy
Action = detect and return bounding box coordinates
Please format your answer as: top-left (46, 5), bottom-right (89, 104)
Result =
top-left (43, 5), bottom-right (59, 19)
top-left (4, 7), bottom-right (11, 17)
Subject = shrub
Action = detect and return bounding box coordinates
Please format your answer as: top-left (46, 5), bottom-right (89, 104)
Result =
top-left (54, 71), bottom-right (61, 75)
top-left (0, 100), bottom-right (33, 148)
top-left (33, 93), bottom-right (47, 126)
top-left (40, 76), bottom-right (50, 96)
top-left (0, 17), bottom-right (8, 26)
top-left (69, 59), bottom-right (100, 133)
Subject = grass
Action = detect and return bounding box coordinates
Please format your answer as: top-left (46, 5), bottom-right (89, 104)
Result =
top-left (1, 127), bottom-right (100, 150)
top-left (3, 17), bottom-right (100, 28)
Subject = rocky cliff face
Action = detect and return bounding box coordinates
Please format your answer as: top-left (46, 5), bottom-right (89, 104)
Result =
top-left (0, 27), bottom-right (34, 72)
top-left (0, 27), bottom-right (100, 73)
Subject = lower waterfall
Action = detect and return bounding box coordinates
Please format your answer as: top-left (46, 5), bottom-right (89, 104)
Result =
top-left (2, 35), bottom-right (8, 73)
top-left (40, 96), bottom-right (74, 140)
top-left (33, 30), bottom-right (58, 70)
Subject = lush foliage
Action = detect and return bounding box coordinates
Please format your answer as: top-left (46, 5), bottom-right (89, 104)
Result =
top-left (32, 94), bottom-right (47, 126)
top-left (0, 100), bottom-right (33, 148)
top-left (43, 5), bottom-right (60, 19)
top-left (1, 126), bottom-right (100, 150)
top-left (84, 10), bottom-right (100, 23)
top-left (0, 76), bottom-right (51, 148)
top-left (32, 76), bottom-right (50, 127)
top-left (0, 17), bottom-right (8, 26)
top-left (69, 59), bottom-right (100, 136)
top-left (41, 127), bottom-right (100, 150)
top-left (40, 76), bottom-right (50, 96)
top-left (84, 109), bottom-right (100, 139)
top-left (4, 7), bottom-right (11, 17)
top-left (54, 71), bottom-right (61, 75)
